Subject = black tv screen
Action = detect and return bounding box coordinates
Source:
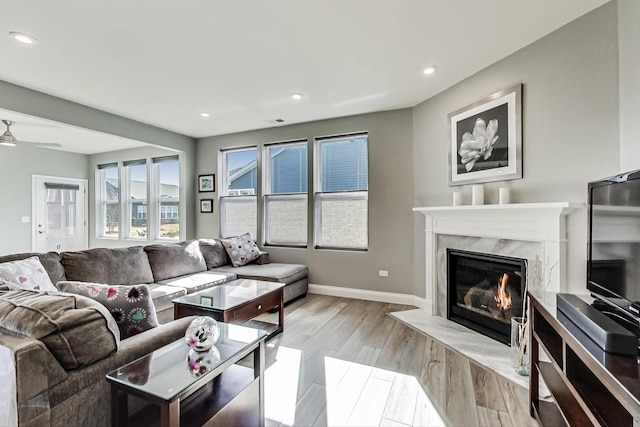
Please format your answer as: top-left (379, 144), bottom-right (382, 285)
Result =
top-left (588, 169), bottom-right (640, 316)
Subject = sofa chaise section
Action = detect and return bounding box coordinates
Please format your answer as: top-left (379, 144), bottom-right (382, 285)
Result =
top-left (213, 263), bottom-right (308, 304)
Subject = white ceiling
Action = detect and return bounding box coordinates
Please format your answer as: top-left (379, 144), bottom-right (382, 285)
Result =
top-left (0, 0), bottom-right (609, 154)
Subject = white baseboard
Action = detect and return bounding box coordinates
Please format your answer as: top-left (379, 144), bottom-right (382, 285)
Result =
top-left (308, 283), bottom-right (427, 308)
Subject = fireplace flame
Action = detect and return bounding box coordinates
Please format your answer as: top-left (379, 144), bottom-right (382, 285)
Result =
top-left (494, 273), bottom-right (512, 311)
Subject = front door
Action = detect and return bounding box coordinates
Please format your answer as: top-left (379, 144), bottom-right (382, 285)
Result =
top-left (33, 175), bottom-right (88, 252)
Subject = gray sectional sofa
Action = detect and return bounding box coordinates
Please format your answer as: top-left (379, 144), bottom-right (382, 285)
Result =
top-left (0, 238), bottom-right (308, 426)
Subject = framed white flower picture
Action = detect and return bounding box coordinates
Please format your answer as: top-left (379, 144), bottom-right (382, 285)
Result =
top-left (448, 84), bottom-right (522, 186)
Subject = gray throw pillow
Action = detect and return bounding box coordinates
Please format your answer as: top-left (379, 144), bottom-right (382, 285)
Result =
top-left (199, 238), bottom-right (230, 269)
top-left (221, 233), bottom-right (261, 267)
top-left (57, 281), bottom-right (158, 339)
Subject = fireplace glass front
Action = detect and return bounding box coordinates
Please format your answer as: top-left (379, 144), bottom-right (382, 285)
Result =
top-left (447, 249), bottom-right (527, 345)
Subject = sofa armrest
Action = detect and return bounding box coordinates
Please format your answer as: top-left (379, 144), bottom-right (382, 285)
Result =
top-left (0, 330), bottom-right (68, 425)
top-left (112, 316), bottom-right (196, 365)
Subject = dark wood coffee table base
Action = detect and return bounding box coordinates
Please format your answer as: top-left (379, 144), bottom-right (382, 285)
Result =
top-left (173, 284), bottom-right (284, 338)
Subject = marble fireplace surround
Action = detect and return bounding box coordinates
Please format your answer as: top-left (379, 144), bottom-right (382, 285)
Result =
top-left (414, 202), bottom-right (580, 316)
top-left (389, 202), bottom-right (580, 399)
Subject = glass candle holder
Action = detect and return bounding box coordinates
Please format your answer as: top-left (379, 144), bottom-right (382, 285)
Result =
top-left (511, 316), bottom-right (530, 376)
top-left (185, 316), bottom-right (220, 351)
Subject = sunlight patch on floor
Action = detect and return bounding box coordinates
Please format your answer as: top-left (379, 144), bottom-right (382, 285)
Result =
top-left (264, 345), bottom-right (446, 427)
top-left (264, 344), bottom-right (302, 426)
top-left (323, 356), bottom-right (446, 427)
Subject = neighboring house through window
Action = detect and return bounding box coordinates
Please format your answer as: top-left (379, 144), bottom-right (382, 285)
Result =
top-left (96, 155), bottom-right (180, 241)
top-left (97, 163), bottom-right (119, 238)
top-left (263, 140), bottom-right (308, 247)
top-left (216, 132), bottom-right (368, 251)
top-left (220, 147), bottom-right (258, 239)
top-left (124, 159), bottom-right (148, 238)
top-left (314, 133), bottom-right (368, 250)
top-left (155, 155), bottom-right (180, 239)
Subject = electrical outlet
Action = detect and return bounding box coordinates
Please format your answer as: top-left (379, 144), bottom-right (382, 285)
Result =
top-left (379, 270), bottom-right (389, 277)
top-left (21, 216), bottom-right (30, 223)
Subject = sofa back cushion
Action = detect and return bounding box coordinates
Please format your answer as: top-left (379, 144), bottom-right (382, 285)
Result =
top-left (199, 238), bottom-right (230, 269)
top-left (0, 252), bottom-right (66, 284)
top-left (144, 240), bottom-right (207, 281)
top-left (58, 281), bottom-right (158, 339)
top-left (61, 246), bottom-right (154, 285)
top-left (0, 290), bottom-right (119, 370)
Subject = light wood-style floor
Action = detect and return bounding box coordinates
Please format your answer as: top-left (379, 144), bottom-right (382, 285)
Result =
top-left (254, 294), bottom-right (447, 427)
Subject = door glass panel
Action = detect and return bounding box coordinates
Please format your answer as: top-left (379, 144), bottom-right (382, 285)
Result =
top-left (46, 188), bottom-right (79, 251)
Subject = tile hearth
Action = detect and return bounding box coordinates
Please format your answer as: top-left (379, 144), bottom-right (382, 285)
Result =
top-left (390, 309), bottom-right (528, 389)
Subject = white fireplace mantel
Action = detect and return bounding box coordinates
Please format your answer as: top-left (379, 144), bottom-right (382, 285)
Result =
top-left (414, 202), bottom-right (582, 315)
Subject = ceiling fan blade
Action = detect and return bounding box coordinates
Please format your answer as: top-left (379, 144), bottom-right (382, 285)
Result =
top-left (18, 140), bottom-right (63, 148)
top-left (1, 120), bottom-right (62, 148)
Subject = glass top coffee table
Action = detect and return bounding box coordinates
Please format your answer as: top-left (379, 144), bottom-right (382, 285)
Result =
top-left (106, 322), bottom-right (267, 427)
top-left (173, 279), bottom-right (285, 338)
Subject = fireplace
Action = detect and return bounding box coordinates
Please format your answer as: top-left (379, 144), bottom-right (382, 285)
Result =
top-left (447, 249), bottom-right (527, 345)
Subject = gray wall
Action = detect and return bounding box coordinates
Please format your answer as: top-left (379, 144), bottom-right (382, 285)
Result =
top-left (0, 145), bottom-right (88, 255)
top-left (197, 109), bottom-right (415, 294)
top-left (619, 0), bottom-right (640, 172)
top-left (412, 2), bottom-right (620, 298)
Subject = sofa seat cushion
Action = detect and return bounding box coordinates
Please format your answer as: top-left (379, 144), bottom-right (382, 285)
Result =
top-left (0, 290), bottom-right (119, 370)
top-left (148, 283), bottom-right (187, 315)
top-left (144, 240), bottom-right (207, 282)
top-left (57, 281), bottom-right (158, 339)
top-left (212, 263), bottom-right (308, 285)
top-left (0, 252), bottom-right (66, 284)
top-left (157, 271), bottom-right (236, 294)
top-left (61, 246), bottom-right (154, 285)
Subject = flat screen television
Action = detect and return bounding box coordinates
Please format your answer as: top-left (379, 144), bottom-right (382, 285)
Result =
top-left (588, 169), bottom-right (640, 327)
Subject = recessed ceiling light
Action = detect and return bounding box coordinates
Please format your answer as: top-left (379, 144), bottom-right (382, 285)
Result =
top-left (200, 112), bottom-right (211, 118)
top-left (290, 93), bottom-right (304, 101)
top-left (423, 66), bottom-right (438, 75)
top-left (10, 32), bottom-right (36, 44)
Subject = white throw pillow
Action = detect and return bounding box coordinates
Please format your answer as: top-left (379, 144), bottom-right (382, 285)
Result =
top-left (0, 256), bottom-right (57, 291)
top-left (221, 233), bottom-right (261, 267)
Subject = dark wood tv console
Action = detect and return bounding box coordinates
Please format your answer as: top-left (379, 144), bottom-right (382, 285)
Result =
top-left (529, 293), bottom-right (640, 426)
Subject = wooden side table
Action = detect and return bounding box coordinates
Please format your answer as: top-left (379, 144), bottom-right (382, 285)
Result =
top-left (173, 279), bottom-right (285, 338)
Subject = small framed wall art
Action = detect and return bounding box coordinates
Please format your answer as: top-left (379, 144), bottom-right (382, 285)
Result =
top-left (198, 174), bottom-right (215, 192)
top-left (200, 199), bottom-right (213, 213)
top-left (448, 84), bottom-right (522, 186)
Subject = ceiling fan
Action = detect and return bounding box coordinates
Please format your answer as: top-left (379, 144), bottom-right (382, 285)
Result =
top-left (0, 120), bottom-right (62, 148)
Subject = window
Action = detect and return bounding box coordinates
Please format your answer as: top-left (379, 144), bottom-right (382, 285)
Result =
top-left (124, 160), bottom-right (147, 238)
top-left (97, 163), bottom-right (119, 238)
top-left (155, 156), bottom-right (180, 239)
top-left (314, 133), bottom-right (368, 250)
top-left (220, 147), bottom-right (258, 239)
top-left (263, 140), bottom-right (308, 246)
top-left (96, 155), bottom-right (181, 241)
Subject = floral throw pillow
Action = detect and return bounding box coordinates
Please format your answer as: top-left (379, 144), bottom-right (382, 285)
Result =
top-left (57, 281), bottom-right (158, 339)
top-left (0, 256), bottom-right (57, 292)
top-left (221, 233), bottom-right (261, 267)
